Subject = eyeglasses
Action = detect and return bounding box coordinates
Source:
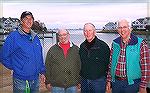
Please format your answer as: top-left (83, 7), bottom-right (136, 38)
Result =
top-left (58, 33), bottom-right (68, 37)
top-left (118, 26), bottom-right (130, 29)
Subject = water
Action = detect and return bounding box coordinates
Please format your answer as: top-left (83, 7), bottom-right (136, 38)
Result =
top-left (0, 30), bottom-right (149, 61)
top-left (41, 30), bottom-right (150, 61)
top-left (70, 32), bottom-right (119, 47)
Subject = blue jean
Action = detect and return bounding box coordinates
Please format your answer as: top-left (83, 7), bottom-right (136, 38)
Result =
top-left (51, 86), bottom-right (77, 93)
top-left (81, 77), bottom-right (106, 93)
top-left (112, 79), bottom-right (140, 93)
top-left (13, 78), bottom-right (39, 93)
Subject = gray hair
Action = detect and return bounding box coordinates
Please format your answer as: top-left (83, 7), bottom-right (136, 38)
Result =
top-left (83, 23), bottom-right (96, 30)
top-left (57, 28), bottom-right (69, 34)
top-left (116, 19), bottom-right (132, 28)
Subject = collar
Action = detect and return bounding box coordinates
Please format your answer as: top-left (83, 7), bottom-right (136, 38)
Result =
top-left (85, 36), bottom-right (96, 45)
top-left (121, 37), bottom-right (131, 45)
top-left (85, 36), bottom-right (96, 49)
top-left (18, 25), bottom-right (37, 41)
top-left (58, 41), bottom-right (73, 47)
top-left (114, 34), bottom-right (138, 45)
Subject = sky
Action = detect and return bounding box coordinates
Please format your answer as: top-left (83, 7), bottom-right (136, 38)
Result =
top-left (1, 0), bottom-right (150, 29)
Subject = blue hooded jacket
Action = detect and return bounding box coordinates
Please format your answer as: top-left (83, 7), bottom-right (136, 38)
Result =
top-left (1, 27), bottom-right (45, 80)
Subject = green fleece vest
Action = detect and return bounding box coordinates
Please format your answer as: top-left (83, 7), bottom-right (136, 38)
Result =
top-left (111, 37), bottom-right (143, 85)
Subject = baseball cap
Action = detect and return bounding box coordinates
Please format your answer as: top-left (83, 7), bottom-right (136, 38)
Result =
top-left (20, 11), bottom-right (34, 20)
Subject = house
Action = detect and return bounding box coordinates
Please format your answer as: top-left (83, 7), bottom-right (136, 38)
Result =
top-left (103, 22), bottom-right (117, 30)
top-left (0, 17), bottom-right (20, 46)
top-left (0, 17), bottom-right (20, 34)
top-left (132, 17), bottom-right (150, 31)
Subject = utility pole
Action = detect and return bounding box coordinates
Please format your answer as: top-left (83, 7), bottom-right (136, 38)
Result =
top-left (146, 0), bottom-right (150, 47)
top-left (148, 0), bottom-right (150, 17)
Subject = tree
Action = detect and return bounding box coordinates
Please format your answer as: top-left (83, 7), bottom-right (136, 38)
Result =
top-left (31, 21), bottom-right (47, 33)
top-left (145, 25), bottom-right (150, 31)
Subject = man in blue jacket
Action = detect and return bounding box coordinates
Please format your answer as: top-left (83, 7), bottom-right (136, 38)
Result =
top-left (1, 11), bottom-right (46, 93)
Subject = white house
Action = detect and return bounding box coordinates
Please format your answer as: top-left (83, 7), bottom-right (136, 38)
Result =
top-left (132, 17), bottom-right (150, 30)
top-left (0, 17), bottom-right (20, 34)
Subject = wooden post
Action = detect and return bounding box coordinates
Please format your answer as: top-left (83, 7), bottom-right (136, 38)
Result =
top-left (56, 32), bottom-right (59, 43)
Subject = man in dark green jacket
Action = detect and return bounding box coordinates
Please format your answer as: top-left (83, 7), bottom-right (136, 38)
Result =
top-left (79, 23), bottom-right (110, 93)
top-left (45, 28), bottom-right (81, 93)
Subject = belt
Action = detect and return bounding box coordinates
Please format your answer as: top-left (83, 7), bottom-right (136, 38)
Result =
top-left (115, 76), bottom-right (127, 80)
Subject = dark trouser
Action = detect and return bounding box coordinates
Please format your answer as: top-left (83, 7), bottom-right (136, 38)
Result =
top-left (81, 77), bottom-right (106, 93)
top-left (147, 87), bottom-right (150, 93)
top-left (112, 79), bottom-right (140, 93)
top-left (51, 86), bottom-right (77, 93)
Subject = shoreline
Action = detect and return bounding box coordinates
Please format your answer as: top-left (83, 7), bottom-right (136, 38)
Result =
top-left (97, 30), bottom-right (150, 35)
top-left (0, 30), bottom-right (149, 36)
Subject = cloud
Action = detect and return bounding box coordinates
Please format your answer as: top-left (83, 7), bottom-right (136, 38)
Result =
top-left (2, 3), bottom-right (148, 28)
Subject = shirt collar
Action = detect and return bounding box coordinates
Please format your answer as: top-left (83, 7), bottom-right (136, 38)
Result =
top-left (58, 41), bottom-right (73, 47)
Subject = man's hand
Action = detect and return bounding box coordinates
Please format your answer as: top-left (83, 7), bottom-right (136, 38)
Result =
top-left (46, 84), bottom-right (52, 91)
top-left (106, 82), bottom-right (111, 93)
top-left (76, 84), bottom-right (81, 93)
top-left (40, 74), bottom-right (45, 83)
top-left (76, 83), bottom-right (81, 89)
